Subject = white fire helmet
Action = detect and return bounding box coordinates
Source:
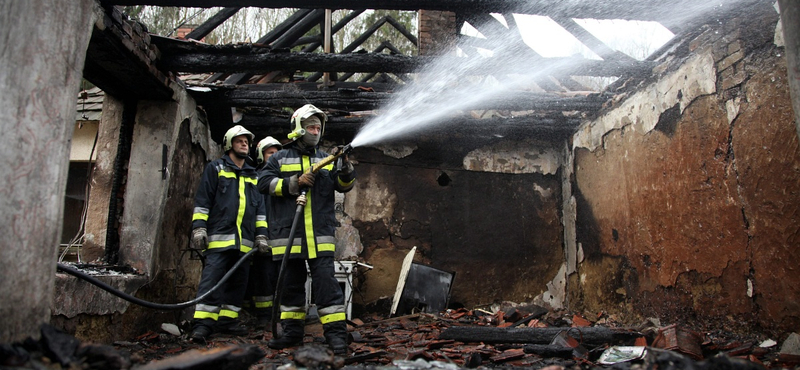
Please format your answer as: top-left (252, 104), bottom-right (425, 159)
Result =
top-left (223, 125), bottom-right (254, 152)
top-left (288, 104), bottom-right (327, 142)
top-left (256, 136), bottom-right (283, 164)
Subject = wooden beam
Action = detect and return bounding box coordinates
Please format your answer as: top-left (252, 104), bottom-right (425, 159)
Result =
top-left (551, 16), bottom-right (636, 63)
top-left (308, 40), bottom-right (410, 82)
top-left (290, 9), bottom-right (366, 49)
top-left (102, 0), bottom-right (755, 23)
top-left (225, 9), bottom-right (325, 84)
top-left (161, 49), bottom-right (655, 77)
top-left (236, 112), bottom-right (583, 143)
top-left (439, 326), bottom-right (642, 345)
top-left (84, 11), bottom-right (173, 100)
top-left (189, 85), bottom-right (606, 112)
top-left (193, 81), bottom-right (398, 92)
top-left (185, 7), bottom-right (241, 41)
top-left (385, 15), bottom-right (418, 46)
top-left (202, 9), bottom-right (313, 83)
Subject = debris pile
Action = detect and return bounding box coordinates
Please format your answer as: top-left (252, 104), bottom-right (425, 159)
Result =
top-left (3, 305), bottom-right (800, 370)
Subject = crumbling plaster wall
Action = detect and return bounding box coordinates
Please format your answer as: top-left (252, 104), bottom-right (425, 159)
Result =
top-left (345, 137), bottom-right (565, 309)
top-left (0, 0), bottom-right (97, 343)
top-left (569, 4), bottom-right (800, 336)
top-left (52, 87), bottom-right (218, 342)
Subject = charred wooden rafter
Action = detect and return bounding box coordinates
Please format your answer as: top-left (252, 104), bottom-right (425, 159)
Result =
top-left (236, 111), bottom-right (583, 142)
top-left (551, 16), bottom-right (635, 63)
top-left (308, 40), bottom-right (410, 83)
top-left (188, 84), bottom-right (607, 112)
top-left (185, 7), bottom-right (241, 41)
top-left (102, 0), bottom-right (756, 24)
top-left (225, 9), bottom-right (325, 84)
top-left (290, 9), bottom-right (366, 49)
top-left (158, 45), bottom-right (655, 77)
top-left (84, 8), bottom-right (173, 100)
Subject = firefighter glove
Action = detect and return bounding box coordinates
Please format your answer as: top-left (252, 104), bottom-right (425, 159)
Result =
top-left (298, 171), bottom-right (316, 188)
top-left (192, 228), bottom-right (208, 249)
top-left (255, 235), bottom-right (270, 254)
top-left (296, 193), bottom-right (307, 206)
top-left (340, 155), bottom-right (354, 175)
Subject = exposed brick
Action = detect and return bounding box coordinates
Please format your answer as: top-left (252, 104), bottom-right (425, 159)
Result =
top-left (717, 49), bottom-right (744, 72)
top-left (727, 40), bottom-right (741, 55)
top-left (721, 69), bottom-right (747, 91)
top-left (121, 21), bottom-right (133, 37)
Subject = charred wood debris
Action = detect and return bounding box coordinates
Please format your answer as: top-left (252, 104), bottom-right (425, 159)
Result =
top-left (3, 305), bottom-right (800, 370)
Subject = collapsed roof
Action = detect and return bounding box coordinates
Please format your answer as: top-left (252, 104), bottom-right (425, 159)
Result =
top-left (87, 0), bottom-right (763, 143)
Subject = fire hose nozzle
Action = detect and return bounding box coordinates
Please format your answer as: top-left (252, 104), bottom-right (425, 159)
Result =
top-left (338, 144), bottom-right (353, 155)
top-left (310, 143), bottom-right (354, 173)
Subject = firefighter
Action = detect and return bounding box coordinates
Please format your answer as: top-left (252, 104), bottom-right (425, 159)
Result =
top-left (189, 125), bottom-right (269, 342)
top-left (258, 104), bottom-right (356, 354)
top-left (243, 136), bottom-right (283, 329)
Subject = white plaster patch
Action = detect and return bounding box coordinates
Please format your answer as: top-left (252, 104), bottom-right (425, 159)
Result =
top-left (536, 264), bottom-right (566, 309)
top-left (533, 184), bottom-right (553, 198)
top-left (373, 144), bottom-right (417, 158)
top-left (774, 2), bottom-right (785, 47)
top-left (574, 52), bottom-right (717, 151)
top-left (726, 97), bottom-right (741, 123)
top-left (463, 139), bottom-right (561, 174)
top-left (345, 170), bottom-right (397, 223)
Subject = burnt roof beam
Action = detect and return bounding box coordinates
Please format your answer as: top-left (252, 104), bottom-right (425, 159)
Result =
top-left (550, 16), bottom-right (637, 63)
top-left (185, 7), bottom-right (241, 41)
top-left (188, 86), bottom-right (606, 112)
top-left (224, 8), bottom-right (326, 84)
top-left (101, 0), bottom-right (732, 22)
top-left (237, 113), bottom-right (582, 143)
top-left (162, 51), bottom-right (655, 77)
top-left (291, 9), bottom-right (366, 49)
top-left (204, 8), bottom-right (314, 83)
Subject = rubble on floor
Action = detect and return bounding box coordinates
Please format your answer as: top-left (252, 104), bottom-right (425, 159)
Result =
top-left (3, 305), bottom-right (799, 370)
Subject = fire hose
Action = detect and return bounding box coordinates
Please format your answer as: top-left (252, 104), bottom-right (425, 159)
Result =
top-left (54, 144), bottom-right (353, 323)
top-left (271, 144), bottom-right (352, 338)
top-left (56, 248), bottom-right (257, 310)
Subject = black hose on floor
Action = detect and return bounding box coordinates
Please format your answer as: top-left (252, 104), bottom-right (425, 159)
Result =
top-left (56, 249), bottom-right (256, 310)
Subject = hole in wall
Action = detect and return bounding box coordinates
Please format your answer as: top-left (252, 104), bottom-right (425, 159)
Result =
top-left (437, 171), bottom-right (451, 186)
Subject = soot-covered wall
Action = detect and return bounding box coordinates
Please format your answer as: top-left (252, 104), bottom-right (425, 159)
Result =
top-left (570, 3), bottom-right (800, 336)
top-left (345, 138), bottom-right (564, 309)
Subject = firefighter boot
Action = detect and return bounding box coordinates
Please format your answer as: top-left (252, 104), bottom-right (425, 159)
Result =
top-left (255, 307), bottom-right (272, 330)
top-left (267, 319), bottom-right (304, 350)
top-left (323, 321), bottom-right (349, 355)
top-left (189, 324), bottom-right (213, 343)
top-left (216, 317), bottom-right (249, 336)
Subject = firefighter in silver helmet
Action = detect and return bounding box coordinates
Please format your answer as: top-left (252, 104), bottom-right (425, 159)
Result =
top-left (258, 104), bottom-right (356, 354)
top-left (189, 125), bottom-right (269, 342)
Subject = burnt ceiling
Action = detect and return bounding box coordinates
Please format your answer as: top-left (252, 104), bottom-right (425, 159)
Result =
top-left (88, 0), bottom-right (762, 144)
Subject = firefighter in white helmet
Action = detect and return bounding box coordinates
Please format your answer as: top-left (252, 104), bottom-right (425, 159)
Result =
top-left (243, 136), bottom-right (283, 329)
top-left (258, 104), bottom-right (356, 354)
top-left (189, 125), bottom-right (269, 342)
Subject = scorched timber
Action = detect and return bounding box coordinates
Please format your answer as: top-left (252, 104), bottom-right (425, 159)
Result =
top-left (189, 88), bottom-right (606, 112)
top-left (162, 52), bottom-right (421, 74)
top-left (237, 114), bottom-right (581, 142)
top-left (439, 326), bottom-right (642, 345)
top-left (102, 0), bottom-right (756, 23)
top-left (161, 51), bottom-right (654, 77)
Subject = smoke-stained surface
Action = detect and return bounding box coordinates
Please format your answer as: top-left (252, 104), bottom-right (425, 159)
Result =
top-left (571, 2), bottom-right (800, 336)
top-left (345, 136), bottom-right (563, 307)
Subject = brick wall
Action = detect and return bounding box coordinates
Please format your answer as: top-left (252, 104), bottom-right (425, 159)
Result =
top-left (418, 10), bottom-right (458, 56)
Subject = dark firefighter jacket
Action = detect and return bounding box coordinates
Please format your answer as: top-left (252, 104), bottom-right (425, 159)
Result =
top-left (258, 144), bottom-right (356, 260)
top-left (192, 155), bottom-right (268, 254)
